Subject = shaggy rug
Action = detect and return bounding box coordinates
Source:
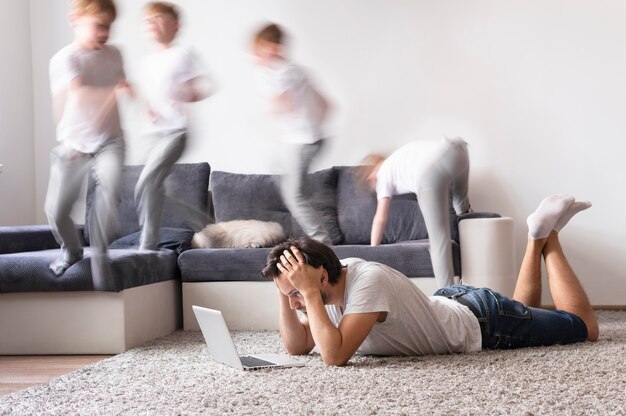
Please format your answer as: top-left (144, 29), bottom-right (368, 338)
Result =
top-left (1, 311), bottom-right (625, 415)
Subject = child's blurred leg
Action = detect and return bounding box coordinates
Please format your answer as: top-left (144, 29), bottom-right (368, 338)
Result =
top-left (280, 141), bottom-right (331, 245)
top-left (45, 145), bottom-right (90, 275)
top-left (135, 131), bottom-right (186, 250)
top-left (90, 138), bottom-right (125, 290)
top-left (447, 138), bottom-right (471, 215)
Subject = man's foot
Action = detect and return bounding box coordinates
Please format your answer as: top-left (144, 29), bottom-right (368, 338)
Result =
top-left (527, 194), bottom-right (574, 239)
top-left (49, 255), bottom-right (82, 277)
top-left (554, 200), bottom-right (592, 232)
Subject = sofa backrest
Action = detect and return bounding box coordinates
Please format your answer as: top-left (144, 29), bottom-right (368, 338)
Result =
top-left (335, 166), bottom-right (460, 244)
top-left (210, 169), bottom-right (343, 244)
top-left (84, 162), bottom-right (211, 244)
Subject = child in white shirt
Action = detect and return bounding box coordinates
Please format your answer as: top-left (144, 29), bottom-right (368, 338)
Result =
top-left (46, 0), bottom-right (129, 290)
top-left (252, 23), bottom-right (332, 244)
top-left (134, 2), bottom-right (213, 250)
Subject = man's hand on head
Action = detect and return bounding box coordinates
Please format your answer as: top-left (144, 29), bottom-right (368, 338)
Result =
top-left (276, 246), bottom-right (322, 297)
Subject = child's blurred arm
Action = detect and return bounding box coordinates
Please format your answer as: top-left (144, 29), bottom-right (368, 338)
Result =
top-left (271, 91), bottom-right (295, 114)
top-left (174, 75), bottom-right (214, 103)
top-left (116, 79), bottom-right (135, 99)
top-left (51, 76), bottom-right (83, 126)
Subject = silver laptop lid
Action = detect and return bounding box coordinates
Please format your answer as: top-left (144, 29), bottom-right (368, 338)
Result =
top-left (192, 305), bottom-right (244, 370)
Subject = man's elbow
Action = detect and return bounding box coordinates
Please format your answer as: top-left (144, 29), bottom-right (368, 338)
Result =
top-left (321, 352), bottom-right (351, 367)
top-left (285, 345), bottom-right (312, 356)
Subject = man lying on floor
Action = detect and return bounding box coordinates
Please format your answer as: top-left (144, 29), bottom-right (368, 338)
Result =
top-left (261, 195), bottom-right (599, 366)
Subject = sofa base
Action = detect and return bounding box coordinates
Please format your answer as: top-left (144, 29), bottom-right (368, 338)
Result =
top-left (0, 280), bottom-right (181, 355)
top-left (183, 278), bottom-right (440, 331)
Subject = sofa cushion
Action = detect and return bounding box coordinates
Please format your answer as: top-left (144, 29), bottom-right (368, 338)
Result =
top-left (84, 162), bottom-right (211, 245)
top-left (333, 241), bottom-right (460, 279)
top-left (178, 240), bottom-right (459, 283)
top-left (178, 247), bottom-right (271, 282)
top-left (335, 166), bottom-right (459, 245)
top-left (210, 169), bottom-right (343, 244)
top-left (0, 225), bottom-right (62, 254)
top-left (109, 227), bottom-right (194, 254)
top-left (0, 248), bottom-right (178, 293)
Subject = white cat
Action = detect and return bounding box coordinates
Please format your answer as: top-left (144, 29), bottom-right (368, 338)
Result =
top-left (192, 220), bottom-right (286, 249)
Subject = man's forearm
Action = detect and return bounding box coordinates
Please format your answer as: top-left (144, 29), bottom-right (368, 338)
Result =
top-left (278, 293), bottom-right (313, 355)
top-left (301, 289), bottom-right (346, 365)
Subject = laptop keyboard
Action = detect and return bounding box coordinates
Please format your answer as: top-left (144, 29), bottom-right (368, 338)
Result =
top-left (240, 356), bottom-right (276, 368)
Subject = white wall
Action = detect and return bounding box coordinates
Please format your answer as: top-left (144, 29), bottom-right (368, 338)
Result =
top-left (0, 1), bottom-right (35, 225)
top-left (29, 0), bottom-right (626, 304)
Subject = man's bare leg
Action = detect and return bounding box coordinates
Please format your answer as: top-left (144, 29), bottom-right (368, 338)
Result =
top-left (514, 194), bottom-right (575, 306)
top-left (512, 237), bottom-right (546, 307)
top-left (543, 231), bottom-right (599, 341)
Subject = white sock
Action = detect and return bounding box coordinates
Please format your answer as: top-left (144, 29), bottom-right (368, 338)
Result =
top-left (554, 200), bottom-right (592, 232)
top-left (526, 195), bottom-right (574, 239)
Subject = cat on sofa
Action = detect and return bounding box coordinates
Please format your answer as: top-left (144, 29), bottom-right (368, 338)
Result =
top-left (192, 220), bottom-right (286, 249)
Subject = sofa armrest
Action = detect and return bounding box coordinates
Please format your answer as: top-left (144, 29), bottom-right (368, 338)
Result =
top-left (0, 225), bottom-right (84, 254)
top-left (458, 216), bottom-right (516, 297)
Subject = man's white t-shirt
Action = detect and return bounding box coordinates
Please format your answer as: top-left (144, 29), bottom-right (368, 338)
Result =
top-left (140, 45), bottom-right (205, 135)
top-left (376, 138), bottom-right (453, 199)
top-left (49, 43), bottom-right (125, 153)
top-left (257, 59), bottom-right (326, 144)
top-left (326, 258), bottom-right (482, 356)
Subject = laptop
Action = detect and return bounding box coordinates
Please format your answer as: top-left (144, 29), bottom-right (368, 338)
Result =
top-left (192, 305), bottom-right (306, 371)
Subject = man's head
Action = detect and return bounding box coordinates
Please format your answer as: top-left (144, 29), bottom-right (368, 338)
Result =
top-left (262, 238), bottom-right (343, 312)
top-left (70, 0), bottom-right (117, 50)
top-left (357, 154), bottom-right (386, 192)
top-left (251, 23), bottom-right (286, 65)
top-left (143, 2), bottom-right (180, 46)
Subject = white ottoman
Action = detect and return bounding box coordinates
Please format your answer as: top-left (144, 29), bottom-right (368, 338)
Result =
top-left (459, 217), bottom-right (516, 297)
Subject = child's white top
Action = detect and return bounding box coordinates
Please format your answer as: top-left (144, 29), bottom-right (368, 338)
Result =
top-left (257, 59), bottom-right (326, 144)
top-left (376, 138), bottom-right (453, 199)
top-left (49, 43), bottom-right (126, 153)
top-left (140, 45), bottom-right (206, 135)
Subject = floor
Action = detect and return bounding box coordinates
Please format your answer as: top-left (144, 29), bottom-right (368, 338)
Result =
top-left (0, 355), bottom-right (111, 397)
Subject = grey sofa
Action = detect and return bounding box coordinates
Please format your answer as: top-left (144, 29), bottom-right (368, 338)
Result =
top-left (0, 163), bottom-right (210, 354)
top-left (0, 161), bottom-right (502, 350)
top-left (179, 166), bottom-right (500, 330)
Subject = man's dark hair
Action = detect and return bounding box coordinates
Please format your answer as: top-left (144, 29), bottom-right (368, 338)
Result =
top-left (262, 238), bottom-right (342, 284)
top-left (254, 23), bottom-right (284, 45)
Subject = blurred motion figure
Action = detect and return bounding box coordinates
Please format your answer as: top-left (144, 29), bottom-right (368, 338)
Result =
top-left (252, 23), bottom-right (333, 244)
top-left (45, 0), bottom-right (129, 290)
top-left (134, 1), bottom-right (213, 250)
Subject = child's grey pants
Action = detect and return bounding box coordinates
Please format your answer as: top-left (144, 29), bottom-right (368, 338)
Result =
top-left (134, 130), bottom-right (208, 250)
top-left (280, 140), bottom-right (332, 245)
top-left (416, 137), bottom-right (471, 288)
top-left (45, 138), bottom-right (125, 289)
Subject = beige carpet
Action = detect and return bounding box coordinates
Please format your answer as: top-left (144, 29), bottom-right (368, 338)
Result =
top-left (1, 311), bottom-right (625, 415)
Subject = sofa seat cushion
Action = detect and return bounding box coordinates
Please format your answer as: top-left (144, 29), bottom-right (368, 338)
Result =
top-left (210, 169), bottom-right (343, 244)
top-left (178, 248), bottom-right (271, 282)
top-left (0, 248), bottom-right (178, 293)
top-left (178, 240), bottom-right (459, 283)
top-left (333, 240), bottom-right (460, 278)
top-left (109, 227), bottom-right (195, 254)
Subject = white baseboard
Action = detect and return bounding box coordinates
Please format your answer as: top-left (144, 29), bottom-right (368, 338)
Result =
top-left (0, 280), bottom-right (181, 355)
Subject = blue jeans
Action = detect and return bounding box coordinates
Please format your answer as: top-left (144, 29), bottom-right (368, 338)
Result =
top-left (433, 285), bottom-right (588, 349)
